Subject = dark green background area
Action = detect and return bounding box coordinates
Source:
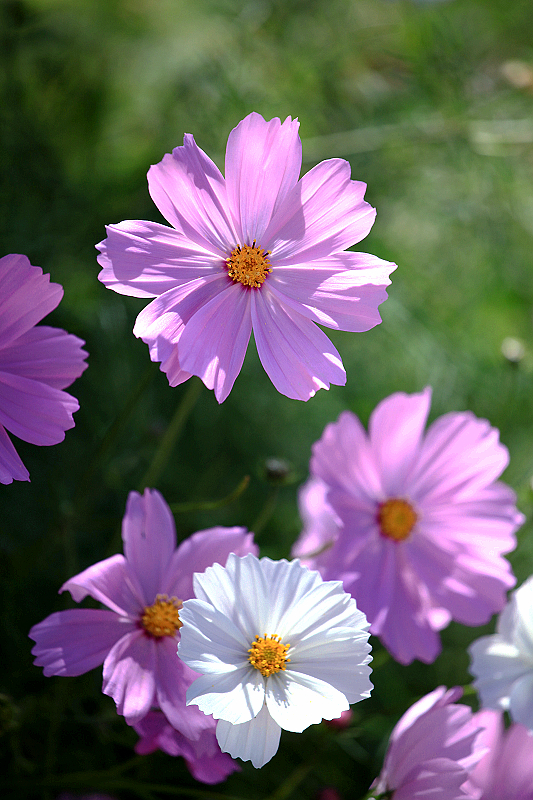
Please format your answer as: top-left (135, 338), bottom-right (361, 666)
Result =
top-left (1, 0), bottom-right (533, 798)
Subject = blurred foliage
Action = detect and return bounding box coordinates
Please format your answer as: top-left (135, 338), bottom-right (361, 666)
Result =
top-left (1, 0), bottom-right (533, 797)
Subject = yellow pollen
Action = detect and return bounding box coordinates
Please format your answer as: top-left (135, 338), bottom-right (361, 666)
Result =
top-left (378, 498), bottom-right (418, 542)
top-left (248, 633), bottom-right (290, 677)
top-left (226, 241), bottom-right (272, 288)
top-left (141, 594), bottom-right (183, 638)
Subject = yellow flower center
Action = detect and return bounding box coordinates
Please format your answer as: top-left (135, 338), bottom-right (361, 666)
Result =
top-left (226, 241), bottom-right (272, 288)
top-left (248, 633), bottom-right (290, 677)
top-left (378, 498), bottom-right (418, 542)
top-left (141, 594), bottom-right (183, 638)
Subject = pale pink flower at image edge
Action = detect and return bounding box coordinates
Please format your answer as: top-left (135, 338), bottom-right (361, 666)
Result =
top-left (292, 387), bottom-right (523, 665)
top-left (0, 253), bottom-right (88, 484)
top-left (97, 112), bottom-right (396, 402)
top-left (463, 709), bottom-right (533, 800)
top-left (371, 686), bottom-right (485, 800)
top-left (29, 488), bottom-right (258, 740)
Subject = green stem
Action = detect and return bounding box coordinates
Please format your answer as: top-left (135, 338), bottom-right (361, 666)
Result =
top-left (264, 762), bottom-right (313, 800)
top-left (138, 377), bottom-right (203, 491)
top-left (251, 487), bottom-right (279, 536)
top-left (169, 475), bottom-right (250, 513)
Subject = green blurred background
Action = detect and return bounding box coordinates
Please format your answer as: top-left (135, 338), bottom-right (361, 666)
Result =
top-left (2, 0), bottom-right (533, 797)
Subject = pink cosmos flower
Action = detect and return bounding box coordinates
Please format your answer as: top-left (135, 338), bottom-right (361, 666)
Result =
top-left (463, 710), bottom-right (533, 800)
top-left (0, 253), bottom-right (88, 484)
top-left (370, 687), bottom-right (484, 800)
top-left (29, 488), bottom-right (257, 737)
top-left (291, 388), bottom-right (523, 664)
top-left (96, 112), bottom-right (396, 402)
top-left (133, 710), bottom-right (239, 784)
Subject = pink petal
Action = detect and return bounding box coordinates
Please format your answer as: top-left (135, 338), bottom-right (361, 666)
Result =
top-left (263, 159), bottom-right (375, 261)
top-left (147, 136), bottom-right (237, 254)
top-left (29, 608), bottom-right (130, 676)
top-left (409, 411), bottom-right (510, 503)
top-left (162, 526), bottom-right (258, 601)
top-left (393, 759), bottom-right (469, 800)
top-left (291, 478), bottom-right (341, 568)
top-left (224, 113), bottom-right (302, 244)
top-left (60, 553), bottom-right (143, 617)
top-left (185, 737), bottom-right (240, 784)
top-left (269, 251), bottom-right (395, 331)
top-left (334, 533), bottom-right (441, 664)
top-left (250, 288), bottom-right (345, 401)
top-left (179, 282), bottom-right (252, 403)
top-left (134, 712), bottom-right (239, 783)
top-left (387, 698), bottom-right (479, 786)
top-left (0, 325), bottom-right (87, 390)
top-left (0, 424), bottom-right (29, 484)
top-left (0, 254), bottom-right (63, 348)
top-left (121, 489), bottom-right (177, 605)
top-left (96, 220), bottom-right (220, 298)
top-left (0, 369), bottom-right (79, 445)
top-left (102, 629), bottom-right (157, 723)
top-left (368, 388), bottom-right (432, 497)
top-left (310, 410), bottom-right (383, 499)
top-left (132, 274), bottom-right (227, 387)
top-left (154, 637), bottom-right (213, 739)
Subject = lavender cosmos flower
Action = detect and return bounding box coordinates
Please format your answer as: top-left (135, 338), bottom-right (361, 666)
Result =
top-left (291, 388), bottom-right (523, 664)
top-left (134, 710), bottom-right (239, 784)
top-left (178, 553), bottom-right (372, 768)
top-left (370, 687), bottom-right (484, 800)
top-left (462, 710), bottom-right (533, 800)
top-left (29, 489), bottom-right (257, 736)
top-left (469, 575), bottom-right (533, 732)
top-left (0, 253), bottom-right (88, 484)
top-left (97, 112), bottom-right (396, 402)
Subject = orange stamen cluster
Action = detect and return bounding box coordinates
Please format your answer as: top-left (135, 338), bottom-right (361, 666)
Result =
top-left (226, 241), bottom-right (272, 288)
top-left (141, 594), bottom-right (183, 638)
top-left (248, 633), bottom-right (290, 677)
top-left (378, 498), bottom-right (418, 542)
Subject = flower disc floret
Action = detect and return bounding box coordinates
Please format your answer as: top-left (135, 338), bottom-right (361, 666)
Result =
top-left (378, 498), bottom-right (417, 541)
top-left (226, 242), bottom-right (272, 288)
top-left (141, 595), bottom-right (183, 637)
top-left (248, 634), bottom-right (290, 677)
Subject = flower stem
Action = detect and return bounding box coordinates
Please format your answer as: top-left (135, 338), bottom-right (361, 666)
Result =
top-left (138, 377), bottom-right (203, 491)
top-left (169, 474), bottom-right (250, 513)
top-left (251, 486), bottom-right (279, 535)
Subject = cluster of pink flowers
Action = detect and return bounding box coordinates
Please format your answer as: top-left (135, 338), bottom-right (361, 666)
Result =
top-left (11, 112), bottom-right (528, 791)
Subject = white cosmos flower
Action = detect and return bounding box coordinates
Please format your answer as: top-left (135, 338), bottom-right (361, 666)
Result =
top-left (177, 553), bottom-right (372, 768)
top-left (469, 574), bottom-right (533, 731)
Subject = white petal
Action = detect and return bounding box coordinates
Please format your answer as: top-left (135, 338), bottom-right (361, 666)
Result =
top-left (276, 578), bottom-right (368, 643)
top-left (178, 598), bottom-right (249, 672)
top-left (192, 554), bottom-right (270, 638)
top-left (512, 577), bottom-right (533, 657)
top-left (265, 671), bottom-right (350, 732)
top-left (216, 703), bottom-right (282, 768)
top-left (186, 666), bottom-right (265, 724)
top-left (288, 631), bottom-right (373, 702)
top-left (510, 671), bottom-right (533, 730)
